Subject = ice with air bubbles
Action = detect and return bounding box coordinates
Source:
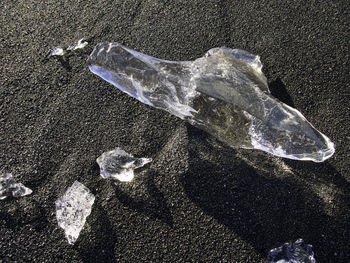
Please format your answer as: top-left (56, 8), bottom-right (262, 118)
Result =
top-left (55, 181), bottom-right (95, 245)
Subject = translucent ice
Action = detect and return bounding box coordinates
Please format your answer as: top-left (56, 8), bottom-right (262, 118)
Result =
top-left (0, 173), bottom-right (32, 200)
top-left (67, 38), bottom-right (88, 51)
top-left (55, 181), bottom-right (95, 245)
top-left (268, 239), bottom-right (316, 263)
top-left (96, 148), bottom-right (152, 182)
top-left (48, 39), bottom-right (87, 58)
top-left (88, 42), bottom-right (335, 162)
top-left (48, 46), bottom-right (65, 57)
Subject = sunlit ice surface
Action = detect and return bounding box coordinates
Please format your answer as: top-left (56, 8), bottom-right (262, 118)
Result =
top-left (96, 147), bottom-right (152, 182)
top-left (88, 42), bottom-right (334, 162)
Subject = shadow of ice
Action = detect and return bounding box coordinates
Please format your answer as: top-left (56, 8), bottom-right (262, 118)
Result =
top-left (76, 204), bottom-right (117, 263)
top-left (180, 124), bottom-right (349, 263)
top-left (269, 78), bottom-right (295, 108)
top-left (112, 171), bottom-right (173, 227)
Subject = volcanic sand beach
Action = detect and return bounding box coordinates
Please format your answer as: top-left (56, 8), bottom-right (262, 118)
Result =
top-left (1, 1), bottom-right (349, 262)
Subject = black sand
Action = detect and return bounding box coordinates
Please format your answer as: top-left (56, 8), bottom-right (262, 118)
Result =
top-left (1, 1), bottom-right (349, 262)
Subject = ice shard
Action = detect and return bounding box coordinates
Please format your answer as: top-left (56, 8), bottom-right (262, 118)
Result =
top-left (96, 148), bottom-right (152, 182)
top-left (48, 39), bottom-right (88, 58)
top-left (88, 42), bottom-right (335, 162)
top-left (0, 173), bottom-right (32, 200)
top-left (268, 239), bottom-right (316, 263)
top-left (48, 46), bottom-right (65, 57)
top-left (67, 38), bottom-right (88, 51)
top-left (55, 181), bottom-right (95, 245)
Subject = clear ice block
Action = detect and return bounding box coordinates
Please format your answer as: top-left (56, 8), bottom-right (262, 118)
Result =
top-left (88, 42), bottom-right (335, 162)
top-left (55, 181), bottom-right (95, 245)
top-left (268, 239), bottom-right (316, 263)
top-left (96, 148), bottom-right (152, 182)
top-left (0, 173), bottom-right (32, 200)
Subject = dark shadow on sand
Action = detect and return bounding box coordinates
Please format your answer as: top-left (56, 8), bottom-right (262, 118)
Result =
top-left (179, 124), bottom-right (350, 263)
top-left (112, 171), bottom-right (173, 226)
top-left (269, 78), bottom-right (295, 107)
top-left (0, 199), bottom-right (49, 232)
top-left (76, 204), bottom-right (117, 263)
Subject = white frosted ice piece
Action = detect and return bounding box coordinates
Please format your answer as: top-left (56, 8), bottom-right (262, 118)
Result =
top-left (96, 148), bottom-right (152, 182)
top-left (268, 239), bottom-right (316, 263)
top-left (55, 181), bottom-right (95, 245)
top-left (88, 42), bottom-right (334, 162)
top-left (49, 46), bottom-right (65, 57)
top-left (0, 173), bottom-right (32, 200)
top-left (67, 38), bottom-right (88, 51)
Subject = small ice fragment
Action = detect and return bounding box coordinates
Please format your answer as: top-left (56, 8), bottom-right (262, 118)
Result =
top-left (55, 181), bottom-right (95, 245)
top-left (268, 239), bottom-right (316, 263)
top-left (96, 148), bottom-right (152, 182)
top-left (49, 46), bottom-right (65, 57)
top-left (0, 173), bottom-right (32, 200)
top-left (48, 39), bottom-right (87, 58)
top-left (67, 38), bottom-right (88, 51)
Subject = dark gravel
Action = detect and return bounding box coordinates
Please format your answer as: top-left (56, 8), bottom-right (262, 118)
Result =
top-left (0, 1), bottom-right (349, 262)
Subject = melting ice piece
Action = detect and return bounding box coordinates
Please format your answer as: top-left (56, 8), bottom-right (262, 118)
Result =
top-left (96, 148), bottom-right (152, 182)
top-left (268, 239), bottom-right (316, 263)
top-left (88, 42), bottom-right (335, 162)
top-left (48, 46), bottom-right (65, 57)
top-left (55, 181), bottom-right (95, 245)
top-left (0, 173), bottom-right (32, 200)
top-left (67, 38), bottom-right (88, 51)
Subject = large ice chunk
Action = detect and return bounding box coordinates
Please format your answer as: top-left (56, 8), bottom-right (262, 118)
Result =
top-left (55, 181), bottom-right (95, 245)
top-left (96, 148), bottom-right (152, 182)
top-left (88, 42), bottom-right (334, 162)
top-left (268, 239), bottom-right (316, 263)
top-left (0, 173), bottom-right (32, 200)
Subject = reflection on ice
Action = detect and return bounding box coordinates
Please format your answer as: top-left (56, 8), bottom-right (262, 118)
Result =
top-left (88, 42), bottom-right (334, 162)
